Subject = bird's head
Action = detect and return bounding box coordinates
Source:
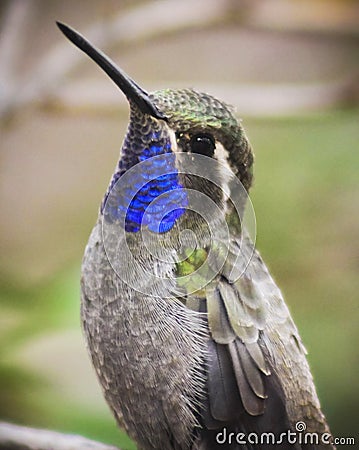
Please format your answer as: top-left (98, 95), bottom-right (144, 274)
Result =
top-left (57, 23), bottom-right (253, 234)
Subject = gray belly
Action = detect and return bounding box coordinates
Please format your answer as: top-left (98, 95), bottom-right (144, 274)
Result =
top-left (80, 221), bottom-right (207, 449)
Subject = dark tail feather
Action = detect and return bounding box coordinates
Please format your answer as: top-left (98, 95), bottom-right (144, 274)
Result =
top-left (197, 339), bottom-right (302, 449)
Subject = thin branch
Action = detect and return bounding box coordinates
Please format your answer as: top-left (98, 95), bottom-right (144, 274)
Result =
top-left (0, 422), bottom-right (120, 450)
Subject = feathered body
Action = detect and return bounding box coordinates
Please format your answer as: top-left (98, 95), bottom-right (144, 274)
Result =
top-left (57, 23), bottom-right (334, 450)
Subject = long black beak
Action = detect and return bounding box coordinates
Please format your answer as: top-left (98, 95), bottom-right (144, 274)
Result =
top-left (56, 22), bottom-right (166, 121)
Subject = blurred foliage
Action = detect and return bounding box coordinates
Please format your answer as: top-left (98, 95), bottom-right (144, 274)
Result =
top-left (0, 268), bottom-right (135, 447)
top-left (249, 111), bottom-right (359, 438)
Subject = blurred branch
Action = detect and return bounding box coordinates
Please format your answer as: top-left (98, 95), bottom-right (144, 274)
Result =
top-left (1, 0), bottom-right (357, 119)
top-left (1, 0), bottom-right (232, 119)
top-left (0, 421), bottom-right (120, 450)
top-left (0, 0), bottom-right (34, 116)
top-left (0, 0), bottom-right (29, 76)
top-left (245, 0), bottom-right (359, 35)
top-left (54, 76), bottom-right (359, 117)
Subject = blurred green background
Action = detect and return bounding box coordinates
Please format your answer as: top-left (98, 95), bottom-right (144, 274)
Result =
top-left (0, 0), bottom-right (358, 448)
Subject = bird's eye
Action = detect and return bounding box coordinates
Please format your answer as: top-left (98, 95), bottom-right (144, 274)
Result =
top-left (190, 133), bottom-right (215, 157)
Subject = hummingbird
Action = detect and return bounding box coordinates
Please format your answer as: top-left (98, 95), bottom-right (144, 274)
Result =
top-left (57, 22), bottom-right (334, 450)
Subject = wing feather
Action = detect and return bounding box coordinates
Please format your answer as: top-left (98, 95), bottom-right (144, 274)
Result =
top-left (228, 340), bottom-right (265, 416)
top-left (207, 285), bottom-right (236, 344)
top-left (207, 339), bottom-right (241, 422)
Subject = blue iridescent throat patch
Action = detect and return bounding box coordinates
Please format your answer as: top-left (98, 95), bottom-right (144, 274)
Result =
top-left (104, 136), bottom-right (188, 233)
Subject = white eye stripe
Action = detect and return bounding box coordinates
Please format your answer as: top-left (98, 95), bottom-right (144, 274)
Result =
top-left (214, 141), bottom-right (233, 198)
top-left (169, 128), bottom-right (179, 152)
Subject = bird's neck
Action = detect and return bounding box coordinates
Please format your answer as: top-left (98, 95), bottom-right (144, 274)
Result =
top-left (101, 114), bottom-right (188, 233)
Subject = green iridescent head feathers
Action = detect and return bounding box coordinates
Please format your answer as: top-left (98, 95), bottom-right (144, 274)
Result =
top-left (151, 88), bottom-right (254, 191)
